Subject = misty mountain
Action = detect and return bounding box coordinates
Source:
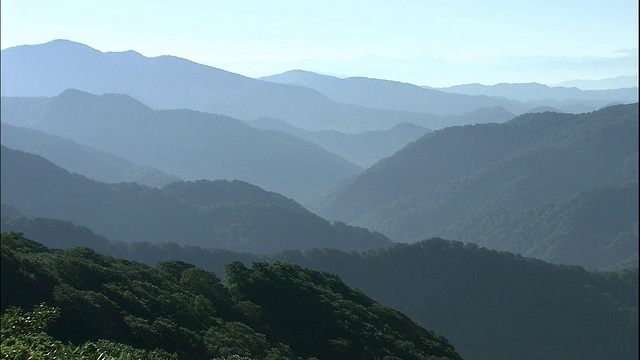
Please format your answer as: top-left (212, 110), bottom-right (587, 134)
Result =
top-left (0, 122), bottom-right (180, 187)
top-left (250, 118), bottom-right (432, 168)
top-left (0, 40), bottom-right (432, 132)
top-left (556, 75), bottom-right (638, 90)
top-left (439, 81), bottom-right (638, 104)
top-left (3, 218), bottom-right (636, 360)
top-left (2, 90), bottom-right (362, 201)
top-left (426, 106), bottom-right (516, 129)
top-left (261, 69), bottom-right (529, 117)
top-left (310, 104), bottom-right (638, 268)
top-left (1, 146), bottom-right (391, 253)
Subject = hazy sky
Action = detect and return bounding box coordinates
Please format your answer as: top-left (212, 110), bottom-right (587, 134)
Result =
top-left (1, 0), bottom-right (638, 87)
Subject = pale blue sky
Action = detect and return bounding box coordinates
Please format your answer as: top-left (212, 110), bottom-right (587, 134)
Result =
top-left (1, 0), bottom-right (637, 86)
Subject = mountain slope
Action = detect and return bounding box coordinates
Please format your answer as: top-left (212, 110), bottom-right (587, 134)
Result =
top-left (2, 90), bottom-right (362, 201)
top-left (434, 183), bottom-right (639, 270)
top-left (250, 118), bottom-right (432, 168)
top-left (1, 232), bottom-right (461, 360)
top-left (1, 40), bottom-right (432, 132)
top-left (3, 224), bottom-right (635, 360)
top-left (311, 104), bottom-right (638, 266)
top-left (0, 122), bottom-right (180, 187)
top-left (0, 146), bottom-right (391, 253)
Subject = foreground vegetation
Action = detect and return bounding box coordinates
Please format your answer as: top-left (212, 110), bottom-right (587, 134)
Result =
top-left (1, 232), bottom-right (461, 360)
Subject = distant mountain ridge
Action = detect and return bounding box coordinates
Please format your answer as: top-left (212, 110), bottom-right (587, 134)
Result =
top-left (1, 39), bottom-right (433, 132)
top-left (249, 118), bottom-right (432, 168)
top-left (555, 75), bottom-right (638, 90)
top-left (0, 122), bottom-right (180, 187)
top-left (1, 146), bottom-right (391, 253)
top-left (1, 90), bottom-right (362, 201)
top-left (438, 81), bottom-right (638, 103)
top-left (260, 69), bottom-right (529, 117)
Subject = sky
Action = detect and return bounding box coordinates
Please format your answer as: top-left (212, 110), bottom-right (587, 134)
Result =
top-left (1, 0), bottom-right (638, 87)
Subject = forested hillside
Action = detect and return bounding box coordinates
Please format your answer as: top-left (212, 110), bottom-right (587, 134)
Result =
top-left (1, 232), bottom-right (461, 360)
top-left (1, 146), bottom-right (390, 253)
top-left (434, 183), bottom-right (638, 270)
top-left (1, 90), bottom-right (362, 201)
top-left (1, 221), bottom-right (636, 360)
top-left (311, 104), bottom-right (638, 269)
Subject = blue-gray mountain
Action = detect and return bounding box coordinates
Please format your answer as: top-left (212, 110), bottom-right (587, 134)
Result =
top-left (1, 90), bottom-right (361, 201)
top-left (249, 118), bottom-right (432, 168)
top-left (261, 69), bottom-right (636, 119)
top-left (438, 81), bottom-right (638, 103)
top-left (1, 40), bottom-right (432, 132)
top-left (0, 122), bottom-right (180, 187)
top-left (1, 146), bottom-right (391, 253)
top-left (310, 104), bottom-right (638, 269)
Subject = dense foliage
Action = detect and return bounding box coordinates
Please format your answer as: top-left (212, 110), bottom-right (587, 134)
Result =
top-left (0, 146), bottom-right (391, 253)
top-left (2, 304), bottom-right (177, 359)
top-left (0, 232), bottom-right (461, 360)
top-left (3, 219), bottom-right (636, 360)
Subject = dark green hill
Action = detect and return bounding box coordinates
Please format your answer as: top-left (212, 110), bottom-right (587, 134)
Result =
top-left (279, 240), bottom-right (638, 360)
top-left (0, 146), bottom-right (391, 253)
top-left (1, 232), bottom-right (461, 360)
top-left (1, 122), bottom-right (181, 187)
top-left (434, 183), bottom-right (638, 270)
top-left (2, 222), bottom-right (636, 360)
top-left (311, 104), bottom-right (638, 268)
top-left (2, 90), bottom-right (363, 201)
top-left (1, 40), bottom-right (432, 133)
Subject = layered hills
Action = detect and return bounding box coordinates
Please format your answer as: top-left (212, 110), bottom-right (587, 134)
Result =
top-left (261, 69), bottom-right (528, 116)
top-left (1, 122), bottom-right (180, 187)
top-left (311, 104), bottom-right (638, 269)
top-left (1, 232), bottom-right (461, 359)
top-left (1, 90), bottom-right (361, 201)
top-left (1, 220), bottom-right (636, 360)
top-left (250, 118), bottom-right (432, 168)
top-left (439, 81), bottom-right (638, 103)
top-left (1, 40), bottom-right (433, 132)
top-left (1, 146), bottom-right (390, 253)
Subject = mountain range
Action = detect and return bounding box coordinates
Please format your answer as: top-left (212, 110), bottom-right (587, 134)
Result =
top-left (261, 69), bottom-right (637, 118)
top-left (310, 104), bottom-right (638, 269)
top-left (1, 122), bottom-right (180, 187)
top-left (1, 146), bottom-right (390, 253)
top-left (1, 217), bottom-right (636, 360)
top-left (249, 118), bottom-right (432, 168)
top-left (1, 40), bottom-right (433, 133)
top-left (438, 81), bottom-right (638, 103)
top-left (1, 89), bottom-right (361, 201)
